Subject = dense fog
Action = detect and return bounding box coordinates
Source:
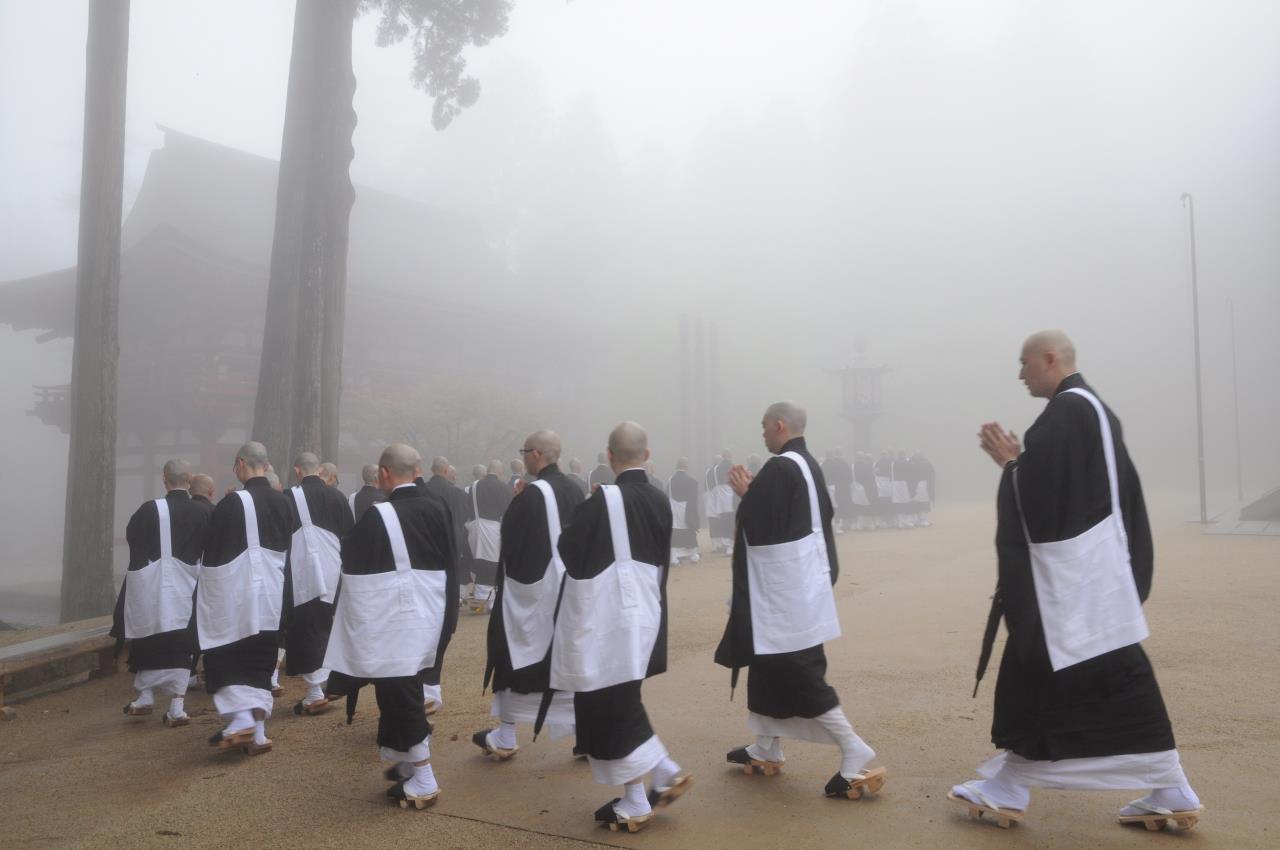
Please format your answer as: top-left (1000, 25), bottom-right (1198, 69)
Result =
top-left (1, 0), bottom-right (1277, 600)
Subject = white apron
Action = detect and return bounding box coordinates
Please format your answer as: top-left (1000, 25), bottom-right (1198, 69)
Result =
top-left (502, 480), bottom-right (566, 670)
top-left (289, 486), bottom-right (342, 606)
top-left (466, 481), bottom-right (502, 562)
top-left (744, 452), bottom-right (841, 655)
top-left (124, 498), bottom-right (199, 639)
top-left (323, 502), bottom-right (447, 678)
top-left (550, 485), bottom-right (663, 693)
top-left (668, 476), bottom-right (688, 531)
top-left (851, 481), bottom-right (871, 506)
top-left (890, 465), bottom-right (912, 503)
top-left (1015, 387), bottom-right (1150, 671)
top-left (707, 482), bottom-right (736, 516)
top-left (875, 475), bottom-right (892, 499)
top-left (196, 490), bottom-right (286, 651)
top-left (913, 481), bottom-right (931, 504)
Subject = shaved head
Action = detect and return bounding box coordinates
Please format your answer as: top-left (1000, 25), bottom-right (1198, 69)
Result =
top-left (379, 443), bottom-right (421, 479)
top-left (293, 451), bottom-right (321, 476)
top-left (190, 473), bottom-right (214, 498)
top-left (607, 421), bottom-right (649, 467)
top-left (236, 441), bottom-right (269, 470)
top-left (471, 463), bottom-right (486, 479)
top-left (764, 401), bottom-right (807, 433)
top-left (431, 456), bottom-right (450, 475)
top-left (162, 458), bottom-right (192, 488)
top-left (522, 430), bottom-right (561, 476)
top-left (677, 456), bottom-right (689, 471)
top-left (266, 470), bottom-right (282, 491)
top-left (487, 460), bottom-right (504, 476)
top-left (361, 463), bottom-right (379, 485)
top-left (320, 462), bottom-right (338, 485)
top-left (1019, 329), bottom-right (1078, 398)
top-left (1022, 329), bottom-right (1077, 368)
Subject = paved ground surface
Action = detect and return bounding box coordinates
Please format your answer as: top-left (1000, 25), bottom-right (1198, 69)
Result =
top-left (2, 502), bottom-right (1276, 849)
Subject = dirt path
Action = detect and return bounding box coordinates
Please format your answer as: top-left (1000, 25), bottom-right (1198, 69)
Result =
top-left (2, 503), bottom-right (1275, 848)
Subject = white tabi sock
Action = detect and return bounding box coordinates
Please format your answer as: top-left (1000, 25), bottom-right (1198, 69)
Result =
top-left (133, 688), bottom-right (155, 708)
top-left (304, 683), bottom-right (325, 704)
top-left (225, 710), bottom-right (254, 735)
top-left (814, 707), bottom-right (875, 778)
top-left (270, 668), bottom-right (280, 688)
top-left (652, 756), bottom-right (682, 790)
top-left (405, 763), bottom-right (438, 797)
top-left (952, 774), bottom-right (1031, 812)
top-left (747, 736), bottom-right (783, 763)
top-left (612, 781), bottom-right (652, 819)
top-left (1124, 783), bottom-right (1201, 815)
top-left (493, 721), bottom-right (518, 750)
top-left (254, 719), bottom-right (268, 745)
top-left (167, 696), bottom-right (185, 718)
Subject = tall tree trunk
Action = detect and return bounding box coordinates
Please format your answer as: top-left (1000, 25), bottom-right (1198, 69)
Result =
top-left (61, 0), bottom-right (130, 622)
top-left (252, 0), bottom-right (357, 472)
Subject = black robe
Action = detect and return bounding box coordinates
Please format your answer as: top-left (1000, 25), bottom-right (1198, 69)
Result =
top-left (822, 457), bottom-right (855, 521)
top-left (331, 484), bottom-right (456, 751)
top-left (589, 463), bottom-right (615, 488)
top-left (708, 459), bottom-right (737, 539)
top-left (556, 468), bottom-right (670, 760)
top-left (981, 373), bottom-right (1173, 761)
top-left (468, 474), bottom-right (513, 586)
top-left (668, 469), bottom-right (701, 550)
top-left (110, 489), bottom-right (210, 672)
top-left (200, 476), bottom-right (296, 694)
top-left (486, 464), bottom-right (585, 694)
top-left (567, 472), bottom-right (590, 497)
top-left (715, 437), bottom-right (841, 719)
top-left (419, 474), bottom-right (466, 686)
top-left (351, 484), bottom-right (385, 522)
top-left (191, 494), bottom-right (216, 516)
top-left (283, 475), bottom-right (354, 676)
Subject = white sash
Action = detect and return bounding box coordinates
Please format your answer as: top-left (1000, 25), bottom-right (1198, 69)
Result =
top-left (1016, 387), bottom-right (1150, 671)
top-left (289, 485), bottom-right (342, 606)
top-left (466, 481), bottom-right (502, 561)
top-left (123, 498), bottom-right (199, 639)
top-left (196, 490), bottom-right (286, 651)
top-left (913, 480), bottom-right (931, 503)
top-left (668, 476), bottom-right (688, 531)
top-left (550, 485), bottom-right (662, 693)
top-left (502, 480), bottom-right (566, 670)
top-left (744, 452), bottom-right (841, 655)
top-left (851, 481), bottom-right (871, 506)
top-left (323, 502), bottom-right (447, 678)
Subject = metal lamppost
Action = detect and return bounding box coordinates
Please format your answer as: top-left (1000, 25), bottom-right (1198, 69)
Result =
top-left (1228, 297), bottom-right (1244, 502)
top-left (1180, 192), bottom-right (1208, 524)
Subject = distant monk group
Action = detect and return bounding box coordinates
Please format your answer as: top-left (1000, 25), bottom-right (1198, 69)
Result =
top-left (109, 330), bottom-right (1202, 835)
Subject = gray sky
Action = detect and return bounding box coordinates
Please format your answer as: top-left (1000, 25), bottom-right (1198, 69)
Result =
top-left (1, 0), bottom-right (1278, 588)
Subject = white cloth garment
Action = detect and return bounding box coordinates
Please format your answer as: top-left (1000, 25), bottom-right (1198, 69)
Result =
top-left (289, 485), bottom-right (342, 606)
top-left (977, 749), bottom-right (1190, 790)
top-left (550, 485), bottom-right (663, 694)
top-left (1015, 387), bottom-right (1150, 671)
top-left (588, 734), bottom-right (669, 786)
top-left (466, 483), bottom-right (502, 562)
top-left (196, 491), bottom-right (287, 651)
top-left (323, 502), bottom-right (447, 679)
top-left (124, 498), bottom-right (199, 639)
top-left (707, 483), bottom-right (735, 517)
top-left (743, 452), bottom-right (840, 655)
top-left (668, 476), bottom-right (688, 531)
top-left (490, 689), bottom-right (574, 739)
top-left (502, 480), bottom-right (566, 670)
top-left (212, 684), bottom-right (273, 718)
top-left (851, 481), bottom-right (871, 507)
top-left (381, 737), bottom-right (430, 764)
top-left (133, 667), bottom-right (190, 697)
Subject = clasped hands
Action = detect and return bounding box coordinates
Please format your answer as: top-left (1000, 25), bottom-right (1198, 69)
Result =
top-left (979, 422), bottom-right (1021, 467)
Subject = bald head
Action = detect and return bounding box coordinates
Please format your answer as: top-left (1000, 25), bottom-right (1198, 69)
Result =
top-left (320, 462), bottom-right (338, 486)
top-left (235, 441), bottom-right (270, 482)
top-left (162, 458), bottom-right (192, 490)
top-left (522, 429), bottom-right (561, 474)
top-left (762, 401), bottom-right (807, 453)
top-left (361, 463), bottom-right (379, 485)
top-left (677, 456), bottom-right (689, 471)
top-left (472, 463), bottom-right (487, 480)
top-left (190, 473), bottom-right (214, 499)
top-left (266, 470), bottom-right (282, 491)
top-left (487, 460), bottom-right (504, 476)
top-left (607, 421), bottom-right (650, 470)
top-left (431, 456), bottom-right (450, 476)
top-left (294, 451), bottom-right (321, 478)
top-left (1020, 330), bottom-right (1078, 398)
top-left (379, 443), bottom-right (421, 492)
